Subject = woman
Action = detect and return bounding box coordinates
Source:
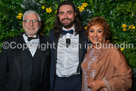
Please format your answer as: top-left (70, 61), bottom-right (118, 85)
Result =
top-left (81, 17), bottom-right (132, 91)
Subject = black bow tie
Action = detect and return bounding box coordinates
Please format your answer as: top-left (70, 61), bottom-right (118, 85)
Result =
top-left (25, 34), bottom-right (38, 41)
top-left (27, 37), bottom-right (38, 41)
top-left (62, 29), bottom-right (74, 35)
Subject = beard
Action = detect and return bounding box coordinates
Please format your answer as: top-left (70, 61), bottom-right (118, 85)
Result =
top-left (60, 18), bottom-right (75, 28)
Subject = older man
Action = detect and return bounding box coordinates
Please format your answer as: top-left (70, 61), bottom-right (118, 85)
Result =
top-left (0, 10), bottom-right (50, 91)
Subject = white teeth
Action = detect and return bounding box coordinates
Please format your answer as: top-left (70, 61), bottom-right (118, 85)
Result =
top-left (63, 20), bottom-right (69, 21)
top-left (93, 38), bottom-right (98, 40)
top-left (28, 27), bottom-right (35, 29)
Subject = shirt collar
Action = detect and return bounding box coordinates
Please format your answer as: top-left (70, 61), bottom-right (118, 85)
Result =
top-left (23, 33), bottom-right (39, 42)
top-left (62, 25), bottom-right (75, 32)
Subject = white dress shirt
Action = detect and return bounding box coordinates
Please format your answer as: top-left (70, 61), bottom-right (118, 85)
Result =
top-left (56, 26), bottom-right (79, 77)
top-left (23, 34), bottom-right (39, 57)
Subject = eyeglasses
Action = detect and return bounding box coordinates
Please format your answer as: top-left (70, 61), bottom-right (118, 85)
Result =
top-left (23, 19), bottom-right (39, 23)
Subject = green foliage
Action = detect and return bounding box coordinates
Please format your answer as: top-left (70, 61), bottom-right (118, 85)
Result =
top-left (0, 0), bottom-right (136, 76)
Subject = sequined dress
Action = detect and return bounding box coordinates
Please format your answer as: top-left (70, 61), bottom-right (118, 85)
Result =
top-left (81, 48), bottom-right (100, 91)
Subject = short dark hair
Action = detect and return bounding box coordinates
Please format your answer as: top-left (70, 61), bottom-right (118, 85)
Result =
top-left (86, 17), bottom-right (111, 40)
top-left (53, 1), bottom-right (83, 37)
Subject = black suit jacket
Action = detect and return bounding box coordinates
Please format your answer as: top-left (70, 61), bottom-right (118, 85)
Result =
top-left (49, 30), bottom-right (87, 91)
top-left (0, 34), bottom-right (50, 91)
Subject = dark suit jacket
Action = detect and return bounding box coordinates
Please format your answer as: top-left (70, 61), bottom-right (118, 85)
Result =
top-left (49, 30), bottom-right (87, 91)
top-left (0, 34), bottom-right (50, 91)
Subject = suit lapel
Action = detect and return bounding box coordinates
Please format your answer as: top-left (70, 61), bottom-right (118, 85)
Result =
top-left (39, 36), bottom-right (47, 76)
top-left (77, 31), bottom-right (84, 73)
top-left (79, 32), bottom-right (84, 62)
top-left (54, 35), bottom-right (59, 71)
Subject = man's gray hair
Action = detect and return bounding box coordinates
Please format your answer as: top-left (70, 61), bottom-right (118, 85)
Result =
top-left (23, 10), bottom-right (41, 21)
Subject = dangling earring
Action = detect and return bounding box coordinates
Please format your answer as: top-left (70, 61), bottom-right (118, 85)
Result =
top-left (103, 37), bottom-right (105, 42)
top-left (88, 37), bottom-right (90, 42)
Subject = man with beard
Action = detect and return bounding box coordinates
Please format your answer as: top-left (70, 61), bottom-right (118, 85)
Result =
top-left (0, 10), bottom-right (50, 91)
top-left (49, 1), bottom-right (87, 91)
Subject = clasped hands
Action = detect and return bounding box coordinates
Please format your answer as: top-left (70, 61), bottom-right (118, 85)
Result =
top-left (87, 80), bottom-right (106, 91)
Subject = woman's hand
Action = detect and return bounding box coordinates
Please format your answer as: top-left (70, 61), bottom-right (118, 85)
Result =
top-left (88, 80), bottom-right (106, 91)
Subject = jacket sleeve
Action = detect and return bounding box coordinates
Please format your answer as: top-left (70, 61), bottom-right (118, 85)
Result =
top-left (104, 48), bottom-right (132, 91)
top-left (0, 41), bottom-right (9, 91)
top-left (41, 38), bottom-right (51, 91)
